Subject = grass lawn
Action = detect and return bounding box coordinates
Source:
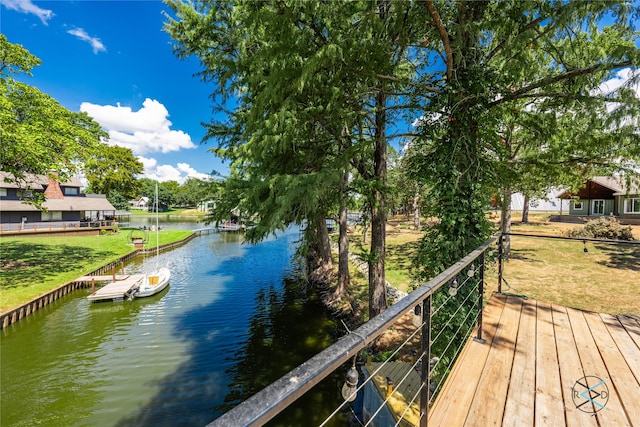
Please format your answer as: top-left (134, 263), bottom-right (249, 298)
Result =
top-left (0, 229), bottom-right (193, 312)
top-left (130, 208), bottom-right (207, 217)
top-left (349, 214), bottom-right (640, 317)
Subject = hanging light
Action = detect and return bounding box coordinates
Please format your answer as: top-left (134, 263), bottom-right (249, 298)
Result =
top-left (413, 304), bottom-right (422, 327)
top-left (467, 264), bottom-right (476, 277)
top-left (448, 277), bottom-right (459, 296)
top-left (341, 363), bottom-right (359, 402)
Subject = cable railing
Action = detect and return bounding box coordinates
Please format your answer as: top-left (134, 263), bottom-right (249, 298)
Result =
top-left (208, 236), bottom-right (497, 427)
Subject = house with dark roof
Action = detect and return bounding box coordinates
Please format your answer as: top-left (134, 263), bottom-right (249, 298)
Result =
top-left (557, 176), bottom-right (640, 221)
top-left (0, 171), bottom-right (116, 235)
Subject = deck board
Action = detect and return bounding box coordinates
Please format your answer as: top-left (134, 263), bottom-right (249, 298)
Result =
top-left (584, 311), bottom-right (640, 424)
top-left (567, 307), bottom-right (630, 426)
top-left (534, 301), bottom-right (564, 426)
top-left (502, 298), bottom-right (536, 425)
top-left (428, 293), bottom-right (640, 427)
top-left (466, 295), bottom-right (522, 426)
top-left (551, 304), bottom-right (598, 427)
top-left (427, 294), bottom-right (506, 427)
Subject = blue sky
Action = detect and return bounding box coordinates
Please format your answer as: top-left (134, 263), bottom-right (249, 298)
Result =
top-left (1, 0), bottom-right (224, 183)
top-left (2, 1), bottom-right (639, 185)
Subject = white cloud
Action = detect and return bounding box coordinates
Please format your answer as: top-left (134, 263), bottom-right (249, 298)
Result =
top-left (81, 98), bottom-right (197, 155)
top-left (67, 28), bottom-right (106, 54)
top-left (138, 157), bottom-right (211, 184)
top-left (0, 0), bottom-right (53, 25)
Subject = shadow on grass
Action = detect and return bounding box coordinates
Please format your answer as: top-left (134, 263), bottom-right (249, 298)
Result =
top-left (509, 248), bottom-right (541, 263)
top-left (593, 243), bottom-right (640, 271)
top-left (386, 240), bottom-right (419, 271)
top-left (0, 241), bottom-right (119, 289)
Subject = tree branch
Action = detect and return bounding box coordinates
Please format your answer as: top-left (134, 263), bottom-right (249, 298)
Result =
top-left (424, 0), bottom-right (452, 80)
top-left (489, 61), bottom-right (633, 108)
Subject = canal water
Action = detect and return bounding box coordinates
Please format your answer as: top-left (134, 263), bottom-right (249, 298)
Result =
top-left (1, 220), bottom-right (352, 426)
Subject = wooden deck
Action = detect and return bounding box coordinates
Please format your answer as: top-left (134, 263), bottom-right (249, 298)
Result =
top-left (86, 274), bottom-right (144, 302)
top-left (429, 293), bottom-right (640, 427)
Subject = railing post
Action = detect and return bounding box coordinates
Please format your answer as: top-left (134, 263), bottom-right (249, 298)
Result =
top-left (420, 295), bottom-right (431, 427)
top-left (474, 254), bottom-right (486, 344)
top-left (497, 234), bottom-right (504, 294)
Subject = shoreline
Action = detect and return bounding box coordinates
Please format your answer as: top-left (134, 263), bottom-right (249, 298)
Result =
top-left (0, 232), bottom-right (196, 329)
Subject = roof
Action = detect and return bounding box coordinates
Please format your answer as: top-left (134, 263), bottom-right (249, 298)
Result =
top-left (590, 176), bottom-right (626, 193)
top-left (0, 171), bottom-right (83, 189)
top-left (0, 195), bottom-right (115, 212)
top-left (558, 175), bottom-right (640, 198)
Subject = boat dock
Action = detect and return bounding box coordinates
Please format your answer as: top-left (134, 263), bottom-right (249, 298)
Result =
top-left (85, 274), bottom-right (145, 302)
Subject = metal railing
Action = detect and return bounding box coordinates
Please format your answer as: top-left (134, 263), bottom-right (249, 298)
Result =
top-left (208, 236), bottom-right (497, 426)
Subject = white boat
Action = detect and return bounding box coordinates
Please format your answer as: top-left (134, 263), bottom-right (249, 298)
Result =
top-left (134, 184), bottom-right (171, 299)
top-left (135, 266), bottom-right (170, 298)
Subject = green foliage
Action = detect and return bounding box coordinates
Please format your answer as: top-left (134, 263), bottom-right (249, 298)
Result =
top-left (165, 1), bottom-right (640, 317)
top-left (0, 35), bottom-right (107, 191)
top-left (174, 177), bottom-right (218, 207)
top-left (409, 1), bottom-right (640, 281)
top-left (84, 145), bottom-right (143, 199)
top-left (567, 216), bottom-right (636, 241)
top-left (106, 190), bottom-right (130, 210)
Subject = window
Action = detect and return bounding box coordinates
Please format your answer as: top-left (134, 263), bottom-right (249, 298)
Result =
top-left (0, 188), bottom-right (6, 197)
top-left (18, 190), bottom-right (33, 199)
top-left (572, 201), bottom-right (583, 210)
top-left (624, 198), bottom-right (640, 214)
top-left (64, 187), bottom-right (79, 195)
top-left (592, 200), bottom-right (605, 215)
top-left (41, 211), bottom-right (62, 221)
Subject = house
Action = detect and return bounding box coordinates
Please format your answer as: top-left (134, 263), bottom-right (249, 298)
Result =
top-left (197, 199), bottom-right (215, 213)
top-left (0, 171), bottom-right (116, 234)
top-left (557, 176), bottom-right (640, 220)
top-left (129, 196), bottom-right (150, 210)
top-left (509, 190), bottom-right (569, 212)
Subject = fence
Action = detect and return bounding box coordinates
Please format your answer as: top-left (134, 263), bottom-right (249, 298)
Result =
top-left (208, 236), bottom-right (497, 426)
top-left (0, 220), bottom-right (116, 235)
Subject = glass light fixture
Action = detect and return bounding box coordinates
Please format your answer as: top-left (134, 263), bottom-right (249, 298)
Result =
top-left (467, 264), bottom-right (475, 277)
top-left (341, 364), bottom-right (359, 402)
top-left (412, 304), bottom-right (422, 327)
top-left (448, 278), bottom-right (459, 296)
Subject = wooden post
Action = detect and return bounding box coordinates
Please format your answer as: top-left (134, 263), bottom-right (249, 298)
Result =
top-left (91, 277), bottom-right (95, 295)
top-left (497, 235), bottom-right (504, 294)
top-left (121, 261), bottom-right (124, 275)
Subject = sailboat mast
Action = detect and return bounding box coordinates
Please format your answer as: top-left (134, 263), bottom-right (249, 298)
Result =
top-left (155, 183), bottom-right (159, 269)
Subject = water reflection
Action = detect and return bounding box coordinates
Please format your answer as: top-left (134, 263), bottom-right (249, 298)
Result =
top-left (1, 224), bottom-right (345, 426)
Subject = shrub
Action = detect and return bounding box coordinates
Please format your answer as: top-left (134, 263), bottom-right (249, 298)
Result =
top-left (567, 215), bottom-right (635, 240)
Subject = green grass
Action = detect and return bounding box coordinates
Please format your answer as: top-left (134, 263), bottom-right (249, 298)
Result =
top-left (0, 229), bottom-right (193, 311)
top-left (485, 236), bottom-right (640, 315)
top-left (346, 215), bottom-right (640, 316)
top-left (129, 208), bottom-right (207, 216)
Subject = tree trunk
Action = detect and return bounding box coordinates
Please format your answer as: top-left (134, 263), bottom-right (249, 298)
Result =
top-left (413, 192), bottom-right (420, 230)
top-left (500, 187), bottom-right (512, 258)
top-left (521, 194), bottom-right (530, 223)
top-left (334, 169), bottom-right (350, 300)
top-left (308, 215), bottom-right (333, 285)
top-left (369, 90), bottom-right (388, 319)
